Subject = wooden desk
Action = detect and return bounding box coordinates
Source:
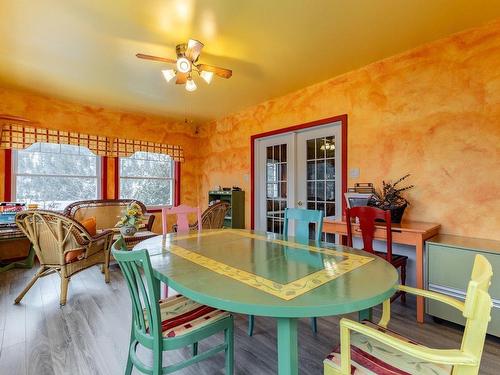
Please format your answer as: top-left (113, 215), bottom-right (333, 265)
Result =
top-left (323, 217), bottom-right (440, 323)
top-left (0, 226), bottom-right (34, 273)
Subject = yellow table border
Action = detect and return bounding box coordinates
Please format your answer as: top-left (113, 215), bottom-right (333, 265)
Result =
top-left (166, 229), bottom-right (374, 300)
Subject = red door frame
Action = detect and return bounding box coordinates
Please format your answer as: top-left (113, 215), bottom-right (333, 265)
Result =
top-left (250, 114), bottom-right (348, 229)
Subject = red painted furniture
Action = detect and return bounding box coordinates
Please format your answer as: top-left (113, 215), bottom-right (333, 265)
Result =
top-left (346, 206), bottom-right (407, 302)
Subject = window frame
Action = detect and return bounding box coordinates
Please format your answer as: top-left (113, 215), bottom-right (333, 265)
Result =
top-left (10, 144), bottom-right (103, 208)
top-left (117, 153), bottom-right (178, 210)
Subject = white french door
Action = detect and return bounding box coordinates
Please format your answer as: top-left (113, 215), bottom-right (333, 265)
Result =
top-left (254, 121), bottom-right (342, 237)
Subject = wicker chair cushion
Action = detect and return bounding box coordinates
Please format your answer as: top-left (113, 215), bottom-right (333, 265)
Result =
top-left (324, 321), bottom-right (452, 375)
top-left (144, 294), bottom-right (230, 338)
top-left (65, 217), bottom-right (97, 263)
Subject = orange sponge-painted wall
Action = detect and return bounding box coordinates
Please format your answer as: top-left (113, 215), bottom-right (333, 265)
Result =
top-left (0, 87), bottom-right (203, 209)
top-left (198, 20), bottom-right (500, 240)
top-left (1, 20), bottom-right (499, 241)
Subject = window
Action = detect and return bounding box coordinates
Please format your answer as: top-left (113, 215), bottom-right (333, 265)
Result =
top-left (13, 142), bottom-right (101, 210)
top-left (119, 152), bottom-right (174, 207)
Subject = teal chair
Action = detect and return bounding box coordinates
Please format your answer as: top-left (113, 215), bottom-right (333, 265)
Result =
top-left (112, 237), bottom-right (234, 375)
top-left (248, 208), bottom-right (323, 336)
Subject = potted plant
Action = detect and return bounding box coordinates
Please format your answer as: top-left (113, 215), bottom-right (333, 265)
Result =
top-left (369, 174), bottom-right (414, 223)
top-left (116, 202), bottom-right (144, 236)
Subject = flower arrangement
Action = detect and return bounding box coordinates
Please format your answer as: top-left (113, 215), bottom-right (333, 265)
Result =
top-left (116, 202), bottom-right (144, 229)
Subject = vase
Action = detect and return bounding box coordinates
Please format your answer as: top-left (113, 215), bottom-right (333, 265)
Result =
top-left (120, 225), bottom-right (137, 237)
top-left (389, 203), bottom-right (407, 223)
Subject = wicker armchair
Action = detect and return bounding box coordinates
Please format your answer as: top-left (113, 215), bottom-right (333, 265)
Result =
top-left (173, 201), bottom-right (231, 232)
top-left (14, 210), bottom-right (114, 306)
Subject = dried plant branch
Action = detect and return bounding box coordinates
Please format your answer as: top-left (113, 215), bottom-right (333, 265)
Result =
top-left (370, 174), bottom-right (414, 210)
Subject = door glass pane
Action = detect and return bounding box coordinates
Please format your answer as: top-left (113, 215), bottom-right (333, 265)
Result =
top-left (306, 139), bottom-right (315, 160)
top-left (266, 144), bottom-right (287, 235)
top-left (304, 135), bottom-right (337, 240)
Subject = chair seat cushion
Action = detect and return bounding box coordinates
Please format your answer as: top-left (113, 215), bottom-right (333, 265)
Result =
top-left (146, 294), bottom-right (230, 338)
top-left (324, 321), bottom-right (452, 375)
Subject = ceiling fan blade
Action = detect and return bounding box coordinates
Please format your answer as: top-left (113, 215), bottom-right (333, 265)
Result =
top-left (176, 72), bottom-right (188, 84)
top-left (136, 53), bottom-right (177, 64)
top-left (185, 39), bottom-right (204, 62)
top-left (197, 63), bottom-right (232, 79)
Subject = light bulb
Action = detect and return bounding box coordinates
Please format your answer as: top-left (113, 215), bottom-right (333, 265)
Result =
top-left (161, 69), bottom-right (176, 82)
top-left (185, 78), bottom-right (197, 92)
top-left (320, 145), bottom-right (326, 151)
top-left (176, 57), bottom-right (191, 73)
top-left (200, 70), bottom-right (214, 84)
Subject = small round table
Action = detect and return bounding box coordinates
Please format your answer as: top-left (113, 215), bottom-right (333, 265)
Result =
top-left (134, 229), bottom-right (398, 375)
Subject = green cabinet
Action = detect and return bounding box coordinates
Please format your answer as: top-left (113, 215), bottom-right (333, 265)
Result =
top-left (208, 190), bottom-right (245, 229)
top-left (426, 234), bottom-right (500, 337)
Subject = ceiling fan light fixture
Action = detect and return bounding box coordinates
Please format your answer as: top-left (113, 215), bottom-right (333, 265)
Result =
top-left (176, 57), bottom-right (191, 73)
top-left (200, 70), bottom-right (214, 84)
top-left (185, 77), bottom-right (197, 92)
top-left (161, 69), bottom-right (176, 82)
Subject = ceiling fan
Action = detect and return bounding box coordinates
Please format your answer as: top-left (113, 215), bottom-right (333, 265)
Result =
top-left (136, 39), bottom-right (232, 92)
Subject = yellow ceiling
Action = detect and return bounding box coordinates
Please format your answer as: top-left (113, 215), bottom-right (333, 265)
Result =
top-left (1, 0), bottom-right (500, 123)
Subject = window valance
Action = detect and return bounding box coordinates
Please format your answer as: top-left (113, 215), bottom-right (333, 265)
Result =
top-left (0, 121), bottom-right (184, 161)
top-left (0, 123), bottom-right (109, 156)
top-left (109, 138), bottom-right (184, 161)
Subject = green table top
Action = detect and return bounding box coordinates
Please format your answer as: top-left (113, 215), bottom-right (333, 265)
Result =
top-left (134, 229), bottom-right (398, 318)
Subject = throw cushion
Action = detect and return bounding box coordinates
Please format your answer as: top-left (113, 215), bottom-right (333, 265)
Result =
top-left (64, 217), bottom-right (97, 263)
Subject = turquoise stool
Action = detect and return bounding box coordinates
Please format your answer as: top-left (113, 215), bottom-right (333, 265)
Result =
top-left (112, 237), bottom-right (234, 375)
top-left (248, 208), bottom-right (323, 336)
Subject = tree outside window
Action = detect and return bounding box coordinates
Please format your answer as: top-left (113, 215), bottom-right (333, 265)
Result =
top-left (119, 152), bottom-right (174, 207)
top-left (13, 143), bottom-right (100, 210)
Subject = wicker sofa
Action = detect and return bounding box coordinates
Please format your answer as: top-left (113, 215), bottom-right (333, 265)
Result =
top-left (63, 199), bottom-right (155, 233)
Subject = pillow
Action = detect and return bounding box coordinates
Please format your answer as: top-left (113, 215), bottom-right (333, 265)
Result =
top-left (64, 217), bottom-right (97, 263)
top-left (80, 217), bottom-right (97, 236)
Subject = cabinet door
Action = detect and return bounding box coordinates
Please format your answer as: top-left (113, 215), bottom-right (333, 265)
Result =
top-left (427, 244), bottom-right (500, 337)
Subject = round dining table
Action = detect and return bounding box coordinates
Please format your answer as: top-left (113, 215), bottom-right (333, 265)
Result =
top-left (133, 229), bottom-right (398, 375)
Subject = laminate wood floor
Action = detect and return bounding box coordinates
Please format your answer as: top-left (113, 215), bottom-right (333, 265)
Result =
top-left (1, 264), bottom-right (499, 374)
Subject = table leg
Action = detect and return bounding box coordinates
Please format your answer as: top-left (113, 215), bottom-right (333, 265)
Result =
top-left (276, 317), bottom-right (298, 375)
top-left (416, 239), bottom-right (425, 323)
top-left (358, 308), bottom-right (372, 321)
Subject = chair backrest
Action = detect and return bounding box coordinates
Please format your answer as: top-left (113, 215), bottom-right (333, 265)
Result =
top-left (162, 204), bottom-right (202, 235)
top-left (15, 210), bottom-right (91, 265)
top-left (458, 254), bottom-right (493, 374)
top-left (200, 202), bottom-right (230, 229)
top-left (283, 208), bottom-right (323, 243)
top-left (345, 206), bottom-right (393, 262)
top-left (63, 199), bottom-right (149, 231)
top-left (112, 238), bottom-right (162, 345)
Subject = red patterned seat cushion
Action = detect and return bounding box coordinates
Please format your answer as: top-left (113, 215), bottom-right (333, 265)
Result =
top-left (144, 294), bottom-right (230, 338)
top-left (324, 321), bottom-right (452, 375)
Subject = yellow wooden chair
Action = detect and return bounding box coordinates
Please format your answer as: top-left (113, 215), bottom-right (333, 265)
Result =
top-left (324, 254), bottom-right (493, 375)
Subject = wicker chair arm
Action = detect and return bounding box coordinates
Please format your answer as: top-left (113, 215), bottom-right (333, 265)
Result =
top-left (144, 213), bottom-right (155, 231)
top-left (90, 229), bottom-right (114, 242)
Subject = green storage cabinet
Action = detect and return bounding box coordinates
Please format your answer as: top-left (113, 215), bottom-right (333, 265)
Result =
top-left (426, 234), bottom-right (500, 337)
top-left (208, 190), bottom-right (245, 229)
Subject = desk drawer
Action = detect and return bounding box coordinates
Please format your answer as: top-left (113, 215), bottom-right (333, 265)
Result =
top-left (427, 244), bottom-right (500, 299)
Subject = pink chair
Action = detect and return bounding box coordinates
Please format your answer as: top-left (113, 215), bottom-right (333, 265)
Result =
top-left (161, 204), bottom-right (202, 235)
top-left (161, 204), bottom-right (202, 297)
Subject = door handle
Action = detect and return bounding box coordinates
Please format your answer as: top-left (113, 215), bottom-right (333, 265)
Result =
top-left (297, 201), bottom-right (303, 207)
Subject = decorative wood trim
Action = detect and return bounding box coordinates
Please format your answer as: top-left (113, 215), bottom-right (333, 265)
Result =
top-left (174, 161), bottom-right (181, 206)
top-left (101, 156), bottom-right (108, 199)
top-left (113, 157), bottom-right (119, 199)
top-left (4, 149), bottom-right (12, 201)
top-left (250, 114), bottom-right (348, 229)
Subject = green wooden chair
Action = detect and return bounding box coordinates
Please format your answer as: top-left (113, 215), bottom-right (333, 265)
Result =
top-left (112, 237), bottom-right (234, 375)
top-left (248, 207), bottom-right (323, 336)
